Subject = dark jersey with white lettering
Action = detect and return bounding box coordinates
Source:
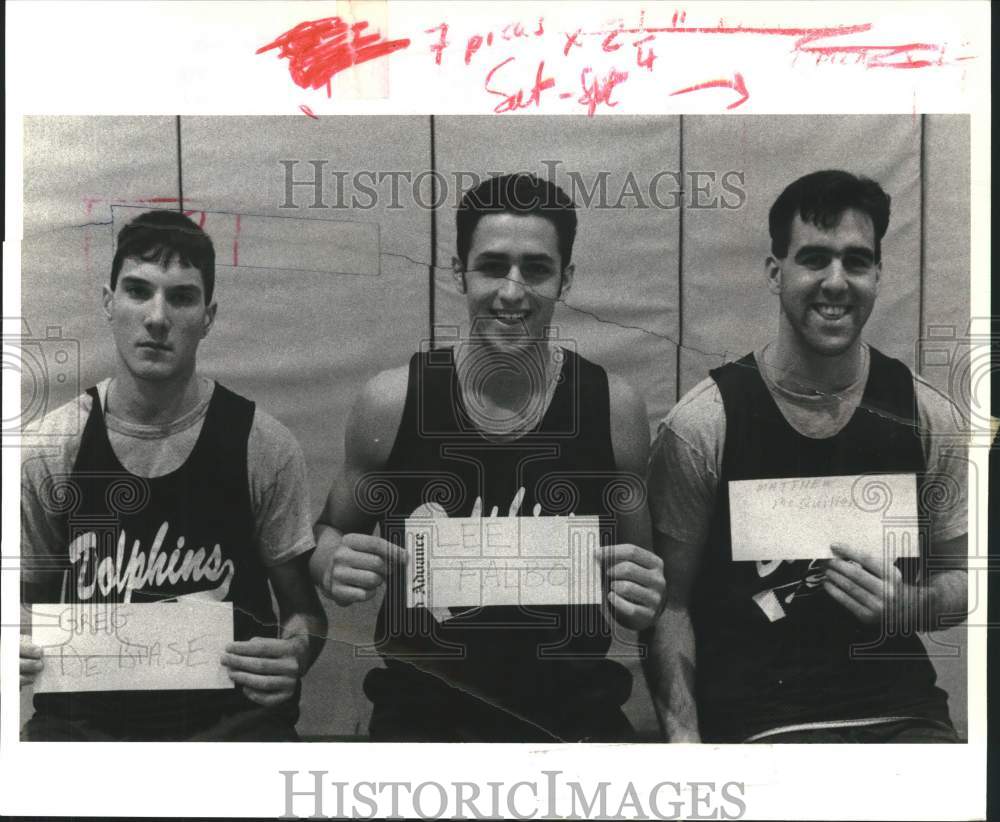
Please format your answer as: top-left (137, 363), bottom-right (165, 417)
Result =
top-left (362, 347), bottom-right (635, 741)
top-left (32, 383), bottom-right (290, 738)
top-left (695, 349), bottom-right (951, 742)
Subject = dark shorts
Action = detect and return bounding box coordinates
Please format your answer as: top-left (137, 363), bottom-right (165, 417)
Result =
top-left (22, 707), bottom-right (299, 742)
top-left (365, 665), bottom-right (634, 743)
top-left (749, 718), bottom-right (961, 744)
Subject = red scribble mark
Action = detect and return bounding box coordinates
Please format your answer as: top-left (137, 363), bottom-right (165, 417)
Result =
top-left (796, 39), bottom-right (948, 69)
top-left (233, 214), bottom-right (241, 268)
top-left (257, 16), bottom-right (411, 97)
top-left (633, 34), bottom-right (657, 70)
top-left (670, 72), bottom-right (750, 109)
top-left (563, 28), bottom-right (583, 56)
top-left (578, 67), bottom-right (629, 116)
top-left (670, 72), bottom-right (749, 109)
top-left (465, 34), bottom-right (483, 65)
top-left (299, 104), bottom-right (319, 119)
top-left (485, 58), bottom-right (556, 113)
top-left (426, 23), bottom-right (449, 65)
top-left (534, 18), bottom-right (545, 37)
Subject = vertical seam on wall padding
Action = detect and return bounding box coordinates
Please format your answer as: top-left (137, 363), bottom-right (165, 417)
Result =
top-left (429, 114), bottom-right (437, 349)
top-left (917, 113), bottom-right (927, 374)
top-left (175, 115), bottom-right (184, 212)
top-left (675, 115), bottom-right (685, 402)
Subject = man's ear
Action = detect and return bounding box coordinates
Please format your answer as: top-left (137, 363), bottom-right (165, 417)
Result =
top-left (102, 285), bottom-right (114, 320)
top-left (765, 256), bottom-right (783, 295)
top-left (452, 256), bottom-right (466, 294)
top-left (558, 263), bottom-right (575, 300)
top-left (202, 301), bottom-right (217, 337)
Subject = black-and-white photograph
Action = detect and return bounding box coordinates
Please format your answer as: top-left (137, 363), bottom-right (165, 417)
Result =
top-left (16, 114), bottom-right (972, 750)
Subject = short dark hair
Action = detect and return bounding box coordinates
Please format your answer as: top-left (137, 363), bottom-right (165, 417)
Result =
top-left (111, 210), bottom-right (216, 302)
top-left (455, 173), bottom-right (577, 269)
top-left (769, 170), bottom-right (891, 262)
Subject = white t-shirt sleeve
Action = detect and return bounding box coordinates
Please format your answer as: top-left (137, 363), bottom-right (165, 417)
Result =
top-left (20, 394), bottom-right (90, 587)
top-left (647, 377), bottom-right (726, 547)
top-left (247, 409), bottom-right (315, 567)
top-left (913, 375), bottom-right (969, 544)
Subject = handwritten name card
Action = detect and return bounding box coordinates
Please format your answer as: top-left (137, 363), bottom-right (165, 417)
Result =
top-left (729, 473), bottom-right (921, 561)
top-left (404, 516), bottom-right (602, 609)
top-left (32, 601), bottom-right (234, 693)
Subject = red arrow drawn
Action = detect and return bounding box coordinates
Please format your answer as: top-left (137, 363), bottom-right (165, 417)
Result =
top-left (670, 72), bottom-right (749, 109)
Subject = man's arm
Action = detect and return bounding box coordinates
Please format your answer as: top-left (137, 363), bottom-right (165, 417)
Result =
top-left (20, 444), bottom-right (74, 689)
top-left (220, 553), bottom-right (329, 707)
top-left (643, 531), bottom-right (703, 742)
top-left (598, 374), bottom-right (664, 632)
top-left (310, 366), bottom-right (409, 604)
top-left (642, 388), bottom-right (722, 742)
top-left (824, 379), bottom-right (970, 632)
top-left (219, 412), bottom-right (327, 706)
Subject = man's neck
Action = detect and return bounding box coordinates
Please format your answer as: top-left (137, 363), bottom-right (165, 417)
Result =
top-left (107, 366), bottom-right (205, 426)
top-left (456, 340), bottom-right (559, 439)
top-left (458, 340), bottom-right (553, 407)
top-left (763, 335), bottom-right (866, 396)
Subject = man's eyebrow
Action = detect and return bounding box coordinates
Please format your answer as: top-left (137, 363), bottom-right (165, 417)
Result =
top-left (794, 244), bottom-right (874, 259)
top-left (119, 275), bottom-right (151, 287)
top-left (167, 283), bottom-right (203, 294)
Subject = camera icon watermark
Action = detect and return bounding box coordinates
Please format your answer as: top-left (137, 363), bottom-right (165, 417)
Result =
top-left (2, 317), bottom-right (80, 442)
top-left (916, 317), bottom-right (997, 444)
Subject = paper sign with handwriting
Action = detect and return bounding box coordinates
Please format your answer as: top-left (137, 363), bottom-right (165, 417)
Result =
top-left (32, 601), bottom-right (234, 693)
top-left (729, 473), bottom-right (920, 561)
top-left (404, 516), bottom-right (602, 609)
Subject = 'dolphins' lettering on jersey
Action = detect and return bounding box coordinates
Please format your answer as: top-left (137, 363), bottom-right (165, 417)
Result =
top-left (68, 521), bottom-right (235, 603)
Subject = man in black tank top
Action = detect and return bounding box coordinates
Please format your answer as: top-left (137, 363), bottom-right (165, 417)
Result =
top-left (646, 171), bottom-right (969, 743)
top-left (311, 174), bottom-right (665, 741)
top-left (19, 211), bottom-right (326, 740)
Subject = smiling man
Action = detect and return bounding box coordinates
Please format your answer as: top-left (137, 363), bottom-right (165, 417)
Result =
top-left (645, 170), bottom-right (969, 743)
top-left (311, 173), bottom-right (665, 741)
top-left (19, 210), bottom-right (326, 740)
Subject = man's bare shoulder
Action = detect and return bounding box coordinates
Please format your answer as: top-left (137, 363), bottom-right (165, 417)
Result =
top-left (357, 364), bottom-right (410, 419)
top-left (345, 363), bottom-right (411, 468)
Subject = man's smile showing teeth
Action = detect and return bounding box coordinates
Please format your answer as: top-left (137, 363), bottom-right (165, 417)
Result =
top-left (814, 304), bottom-right (849, 320)
top-left (494, 312), bottom-right (528, 324)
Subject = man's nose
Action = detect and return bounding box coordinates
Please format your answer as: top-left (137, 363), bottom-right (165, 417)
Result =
top-left (820, 258), bottom-right (848, 292)
top-left (144, 293), bottom-right (170, 330)
top-left (499, 266), bottom-right (527, 300)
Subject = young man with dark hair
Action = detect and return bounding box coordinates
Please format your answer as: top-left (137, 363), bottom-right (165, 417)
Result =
top-left (646, 170), bottom-right (969, 743)
top-left (311, 173), bottom-right (665, 742)
top-left (19, 210), bottom-right (326, 741)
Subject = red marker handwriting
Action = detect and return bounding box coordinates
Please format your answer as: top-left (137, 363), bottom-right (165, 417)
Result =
top-left (670, 72), bottom-right (749, 109)
top-left (426, 23), bottom-right (449, 65)
top-left (257, 16), bottom-right (411, 97)
top-left (578, 67), bottom-right (629, 116)
top-left (563, 28), bottom-right (583, 56)
top-left (485, 58), bottom-right (555, 113)
top-left (633, 34), bottom-right (657, 70)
